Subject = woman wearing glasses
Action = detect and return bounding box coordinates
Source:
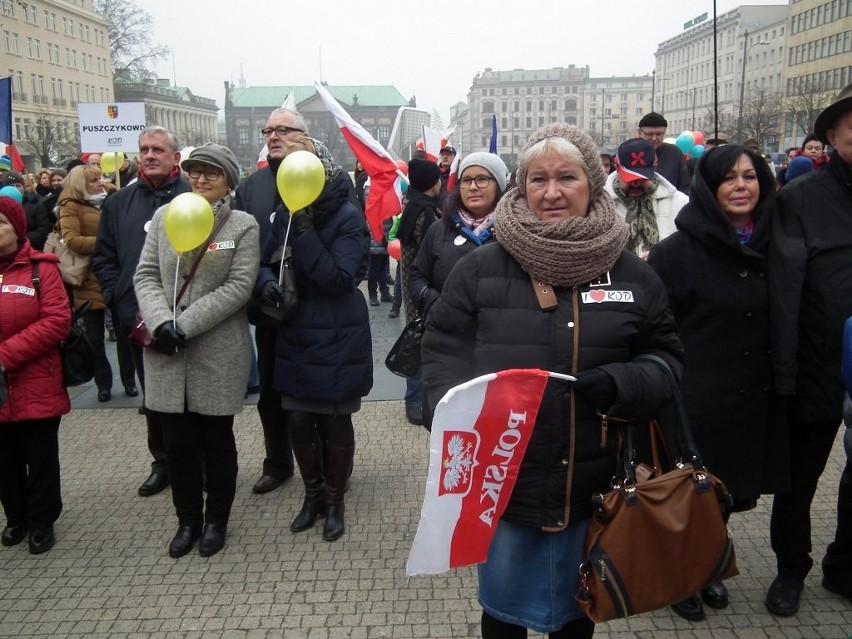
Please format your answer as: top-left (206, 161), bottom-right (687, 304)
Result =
top-left (134, 144), bottom-right (259, 559)
top-left (408, 152), bottom-right (509, 317)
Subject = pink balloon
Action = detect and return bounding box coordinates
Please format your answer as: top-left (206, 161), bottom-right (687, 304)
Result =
top-left (388, 239), bottom-right (401, 261)
top-left (693, 131), bottom-right (705, 146)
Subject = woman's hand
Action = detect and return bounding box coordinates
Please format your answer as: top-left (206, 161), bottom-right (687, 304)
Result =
top-left (290, 209), bottom-right (313, 238)
top-left (572, 369), bottom-right (616, 412)
top-left (154, 322), bottom-right (187, 355)
top-left (261, 281), bottom-right (287, 305)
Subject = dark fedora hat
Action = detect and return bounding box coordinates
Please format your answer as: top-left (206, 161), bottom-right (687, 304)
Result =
top-left (814, 83), bottom-right (852, 145)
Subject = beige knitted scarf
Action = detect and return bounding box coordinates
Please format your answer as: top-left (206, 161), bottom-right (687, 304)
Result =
top-left (494, 187), bottom-right (628, 288)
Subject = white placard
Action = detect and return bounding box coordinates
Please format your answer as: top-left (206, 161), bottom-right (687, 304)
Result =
top-left (77, 102), bottom-right (147, 153)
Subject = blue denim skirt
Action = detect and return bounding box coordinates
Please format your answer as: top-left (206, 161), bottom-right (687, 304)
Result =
top-left (478, 518), bottom-right (590, 633)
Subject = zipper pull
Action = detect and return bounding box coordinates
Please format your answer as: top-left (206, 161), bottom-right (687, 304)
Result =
top-left (600, 415), bottom-right (609, 448)
top-left (598, 558), bottom-right (607, 582)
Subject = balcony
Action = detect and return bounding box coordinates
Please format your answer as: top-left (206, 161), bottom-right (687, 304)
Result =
top-left (11, 92), bottom-right (27, 102)
top-left (53, 98), bottom-right (67, 107)
top-left (34, 95), bottom-right (48, 105)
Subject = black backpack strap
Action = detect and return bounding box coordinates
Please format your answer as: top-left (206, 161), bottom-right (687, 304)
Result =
top-left (32, 261), bottom-right (40, 296)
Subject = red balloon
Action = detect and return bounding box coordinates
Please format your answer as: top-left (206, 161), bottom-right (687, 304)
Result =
top-left (395, 160), bottom-right (408, 175)
top-left (692, 131), bottom-right (705, 146)
top-left (388, 239), bottom-right (401, 261)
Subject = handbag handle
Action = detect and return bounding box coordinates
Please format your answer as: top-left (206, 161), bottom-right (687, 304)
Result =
top-left (631, 353), bottom-right (705, 471)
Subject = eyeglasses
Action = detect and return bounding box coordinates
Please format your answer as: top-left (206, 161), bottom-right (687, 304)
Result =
top-left (187, 169), bottom-right (223, 181)
top-left (638, 129), bottom-right (666, 139)
top-left (261, 126), bottom-right (304, 138)
top-left (459, 176), bottom-right (495, 189)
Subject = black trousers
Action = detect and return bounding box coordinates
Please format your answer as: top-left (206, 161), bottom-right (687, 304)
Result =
top-left (0, 417), bottom-right (62, 528)
top-left (255, 325), bottom-right (293, 479)
top-left (81, 308), bottom-right (113, 391)
top-left (158, 411), bottom-right (237, 527)
top-left (770, 417), bottom-right (842, 580)
top-left (822, 427), bottom-right (852, 586)
top-left (130, 343), bottom-right (167, 472)
top-left (111, 308), bottom-right (136, 388)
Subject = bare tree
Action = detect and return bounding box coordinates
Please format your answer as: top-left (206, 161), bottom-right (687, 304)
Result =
top-left (785, 82), bottom-right (834, 138)
top-left (18, 107), bottom-right (79, 167)
top-left (701, 106), bottom-right (736, 142)
top-left (92, 0), bottom-right (169, 82)
top-left (741, 88), bottom-right (782, 146)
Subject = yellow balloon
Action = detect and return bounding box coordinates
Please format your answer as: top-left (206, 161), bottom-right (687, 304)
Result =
top-left (276, 150), bottom-right (325, 213)
top-left (163, 192), bottom-right (214, 253)
top-left (100, 152), bottom-right (125, 174)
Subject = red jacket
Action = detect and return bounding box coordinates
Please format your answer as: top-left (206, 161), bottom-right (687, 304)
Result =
top-left (0, 242), bottom-right (71, 422)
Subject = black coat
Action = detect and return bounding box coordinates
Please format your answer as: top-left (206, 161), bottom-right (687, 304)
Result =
top-left (770, 153), bottom-right (852, 424)
top-left (256, 172), bottom-right (372, 402)
top-left (408, 213), bottom-right (494, 314)
top-left (234, 160), bottom-right (282, 246)
top-left (92, 171), bottom-right (191, 329)
top-left (422, 243), bottom-right (683, 529)
top-left (398, 189), bottom-right (440, 322)
top-left (656, 143), bottom-right (691, 194)
top-left (21, 191), bottom-right (52, 251)
top-left (647, 168), bottom-right (787, 499)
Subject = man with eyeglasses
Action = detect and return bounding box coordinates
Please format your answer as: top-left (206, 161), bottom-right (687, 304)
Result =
top-left (93, 126), bottom-right (192, 498)
top-left (234, 108), bottom-right (307, 495)
top-left (635, 112), bottom-right (691, 194)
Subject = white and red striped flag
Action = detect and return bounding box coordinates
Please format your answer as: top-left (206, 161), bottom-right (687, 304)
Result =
top-left (314, 82), bottom-right (403, 242)
top-left (257, 92), bottom-right (297, 170)
top-left (418, 125), bottom-right (445, 162)
top-left (445, 143), bottom-right (461, 193)
top-left (406, 369), bottom-right (574, 576)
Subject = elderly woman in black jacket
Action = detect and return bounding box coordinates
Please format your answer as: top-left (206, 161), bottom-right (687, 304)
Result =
top-left (421, 124), bottom-right (683, 639)
top-left (255, 134), bottom-right (371, 542)
top-left (648, 144), bottom-right (786, 621)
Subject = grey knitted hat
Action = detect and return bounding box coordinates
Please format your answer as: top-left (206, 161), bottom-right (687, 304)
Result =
top-left (459, 152), bottom-right (509, 192)
top-left (514, 124), bottom-right (607, 201)
top-left (181, 143), bottom-right (240, 189)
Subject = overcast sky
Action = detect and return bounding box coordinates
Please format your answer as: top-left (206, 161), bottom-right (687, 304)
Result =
top-left (144, 0), bottom-right (785, 126)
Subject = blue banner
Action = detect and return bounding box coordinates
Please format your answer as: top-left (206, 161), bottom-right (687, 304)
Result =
top-left (489, 115), bottom-right (497, 154)
top-left (0, 77), bottom-right (11, 143)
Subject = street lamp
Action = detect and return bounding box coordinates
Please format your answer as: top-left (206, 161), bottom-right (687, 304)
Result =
top-left (679, 88), bottom-right (697, 131)
top-left (737, 30), bottom-right (768, 143)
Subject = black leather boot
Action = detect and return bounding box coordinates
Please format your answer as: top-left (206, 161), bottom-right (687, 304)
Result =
top-left (323, 445), bottom-right (354, 541)
top-left (290, 443), bottom-right (326, 533)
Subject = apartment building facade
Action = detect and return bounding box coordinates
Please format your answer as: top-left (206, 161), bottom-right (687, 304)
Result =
top-left (2, 0), bottom-right (113, 168)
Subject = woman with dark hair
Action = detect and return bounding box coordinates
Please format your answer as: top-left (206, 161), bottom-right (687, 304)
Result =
top-left (648, 144), bottom-right (787, 621)
top-left (422, 124), bottom-right (683, 638)
top-left (408, 152), bottom-right (509, 427)
top-left (799, 133), bottom-right (829, 171)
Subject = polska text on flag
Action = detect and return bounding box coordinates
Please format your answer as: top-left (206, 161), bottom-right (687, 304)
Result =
top-left (314, 82), bottom-right (402, 243)
top-left (406, 369), bottom-right (574, 576)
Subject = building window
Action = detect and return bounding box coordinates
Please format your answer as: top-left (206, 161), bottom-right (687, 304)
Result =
top-left (238, 127), bottom-right (250, 145)
top-left (27, 37), bottom-right (40, 59)
top-left (3, 31), bottom-right (19, 54)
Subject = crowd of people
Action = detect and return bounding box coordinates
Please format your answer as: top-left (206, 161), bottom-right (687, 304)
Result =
top-left (0, 81), bottom-right (850, 637)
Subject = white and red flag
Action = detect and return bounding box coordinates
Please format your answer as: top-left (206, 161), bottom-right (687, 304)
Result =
top-left (417, 125), bottom-right (445, 162)
top-left (406, 369), bottom-right (574, 576)
top-left (445, 143), bottom-right (461, 194)
top-left (257, 92), bottom-right (297, 170)
top-left (314, 82), bottom-right (403, 242)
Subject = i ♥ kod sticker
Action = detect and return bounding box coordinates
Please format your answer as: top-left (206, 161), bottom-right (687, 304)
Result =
top-left (582, 290), bottom-right (634, 304)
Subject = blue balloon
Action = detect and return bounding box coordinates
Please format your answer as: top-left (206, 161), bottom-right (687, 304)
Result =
top-left (398, 177), bottom-right (408, 195)
top-left (691, 144), bottom-right (705, 159)
top-left (675, 134), bottom-right (694, 155)
top-left (0, 185), bottom-right (23, 204)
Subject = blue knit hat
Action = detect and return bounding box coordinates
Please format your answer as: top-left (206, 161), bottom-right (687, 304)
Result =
top-left (786, 156), bottom-right (813, 183)
top-left (0, 155), bottom-right (12, 171)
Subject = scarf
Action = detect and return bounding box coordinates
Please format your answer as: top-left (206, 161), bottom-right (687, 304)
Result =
top-left (494, 187), bottom-right (628, 287)
top-left (456, 208), bottom-right (495, 237)
top-left (613, 177), bottom-right (660, 255)
top-left (85, 192), bottom-right (108, 208)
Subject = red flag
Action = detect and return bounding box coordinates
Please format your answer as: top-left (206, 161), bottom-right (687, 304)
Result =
top-left (418, 125), bottom-right (445, 162)
top-left (0, 143), bottom-right (25, 172)
top-left (406, 369), bottom-right (574, 576)
top-left (314, 83), bottom-right (401, 242)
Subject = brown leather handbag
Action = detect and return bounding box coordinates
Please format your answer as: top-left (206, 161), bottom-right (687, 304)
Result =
top-left (576, 354), bottom-right (738, 623)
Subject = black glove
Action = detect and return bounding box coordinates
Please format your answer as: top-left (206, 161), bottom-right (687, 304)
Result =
top-left (261, 280), bottom-right (287, 306)
top-left (154, 322), bottom-right (187, 355)
top-left (290, 208), bottom-right (313, 238)
top-left (573, 368), bottom-right (617, 412)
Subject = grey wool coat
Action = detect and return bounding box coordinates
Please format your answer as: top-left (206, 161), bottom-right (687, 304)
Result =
top-left (134, 200), bottom-right (260, 415)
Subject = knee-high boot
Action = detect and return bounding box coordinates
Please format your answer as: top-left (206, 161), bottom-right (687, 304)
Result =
top-left (290, 443), bottom-right (325, 533)
top-left (323, 445), bottom-right (354, 541)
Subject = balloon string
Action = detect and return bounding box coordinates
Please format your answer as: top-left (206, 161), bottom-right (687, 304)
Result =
top-left (278, 215), bottom-right (293, 286)
top-left (173, 254), bottom-right (181, 330)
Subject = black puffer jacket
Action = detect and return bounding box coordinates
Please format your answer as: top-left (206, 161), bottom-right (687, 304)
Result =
top-left (21, 191), bottom-right (52, 250)
top-left (422, 243), bottom-right (683, 529)
top-left (397, 188), bottom-right (440, 322)
top-left (408, 212), bottom-right (494, 314)
top-left (92, 170), bottom-right (191, 329)
top-left (648, 165), bottom-right (786, 499)
top-left (234, 159), bottom-right (281, 245)
top-left (656, 142), bottom-right (691, 194)
top-left (255, 171), bottom-right (372, 402)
